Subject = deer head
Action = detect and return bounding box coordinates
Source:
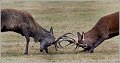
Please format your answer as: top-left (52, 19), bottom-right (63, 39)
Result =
top-left (76, 32), bottom-right (94, 50)
top-left (38, 27), bottom-right (75, 53)
top-left (39, 27), bottom-right (55, 53)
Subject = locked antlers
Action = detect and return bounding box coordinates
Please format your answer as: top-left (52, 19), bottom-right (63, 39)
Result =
top-left (53, 32), bottom-right (84, 51)
top-left (53, 33), bottom-right (76, 50)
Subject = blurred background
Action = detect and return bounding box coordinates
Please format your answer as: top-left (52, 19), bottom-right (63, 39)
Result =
top-left (1, 0), bottom-right (119, 63)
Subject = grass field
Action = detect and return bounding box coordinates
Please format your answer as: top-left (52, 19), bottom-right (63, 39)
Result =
top-left (1, 0), bottom-right (119, 63)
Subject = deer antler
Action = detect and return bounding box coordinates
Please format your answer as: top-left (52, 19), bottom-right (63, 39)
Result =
top-left (53, 33), bottom-right (76, 50)
top-left (57, 36), bottom-right (76, 47)
top-left (73, 43), bottom-right (84, 51)
top-left (53, 32), bottom-right (83, 51)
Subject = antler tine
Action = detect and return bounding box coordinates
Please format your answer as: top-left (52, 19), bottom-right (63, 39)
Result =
top-left (62, 35), bottom-right (76, 47)
top-left (54, 32), bottom-right (75, 43)
top-left (58, 41), bottom-right (64, 48)
top-left (53, 32), bottom-right (75, 50)
top-left (57, 33), bottom-right (76, 47)
top-left (63, 35), bottom-right (76, 42)
top-left (54, 43), bottom-right (58, 51)
top-left (57, 37), bottom-right (76, 47)
top-left (57, 39), bottom-right (72, 48)
top-left (62, 33), bottom-right (75, 37)
top-left (65, 39), bottom-right (76, 47)
top-left (73, 45), bottom-right (78, 51)
top-left (73, 43), bottom-right (84, 51)
top-left (73, 43), bottom-right (79, 51)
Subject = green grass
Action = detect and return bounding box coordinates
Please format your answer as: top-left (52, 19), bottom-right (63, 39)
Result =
top-left (1, 0), bottom-right (119, 62)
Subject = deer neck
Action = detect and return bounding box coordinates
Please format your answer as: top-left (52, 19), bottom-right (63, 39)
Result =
top-left (85, 28), bottom-right (99, 43)
top-left (32, 26), bottom-right (50, 42)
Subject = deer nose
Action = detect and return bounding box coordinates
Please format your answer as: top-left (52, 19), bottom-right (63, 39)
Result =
top-left (40, 48), bottom-right (44, 52)
top-left (83, 44), bottom-right (87, 48)
top-left (40, 49), bottom-right (43, 52)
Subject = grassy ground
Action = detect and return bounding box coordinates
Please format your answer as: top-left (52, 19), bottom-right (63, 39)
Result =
top-left (1, 0), bottom-right (119, 63)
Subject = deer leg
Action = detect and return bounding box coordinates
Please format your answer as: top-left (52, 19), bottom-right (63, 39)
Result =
top-left (87, 37), bottom-right (106, 53)
top-left (20, 25), bottom-right (30, 54)
top-left (87, 26), bottom-right (109, 53)
top-left (45, 48), bottom-right (48, 53)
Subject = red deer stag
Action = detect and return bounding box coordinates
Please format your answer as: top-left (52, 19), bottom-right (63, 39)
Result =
top-left (59, 12), bottom-right (119, 53)
top-left (75, 12), bottom-right (119, 53)
top-left (1, 9), bottom-right (73, 54)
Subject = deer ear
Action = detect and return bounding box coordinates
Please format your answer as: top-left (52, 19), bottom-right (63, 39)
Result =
top-left (81, 32), bottom-right (85, 40)
top-left (50, 27), bottom-right (53, 34)
top-left (77, 32), bottom-right (82, 40)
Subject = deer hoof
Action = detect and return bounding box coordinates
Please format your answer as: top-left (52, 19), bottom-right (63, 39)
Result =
top-left (24, 52), bottom-right (28, 54)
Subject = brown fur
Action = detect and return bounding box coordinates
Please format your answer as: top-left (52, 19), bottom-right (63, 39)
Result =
top-left (77, 12), bottom-right (119, 53)
top-left (1, 9), bottom-right (55, 54)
